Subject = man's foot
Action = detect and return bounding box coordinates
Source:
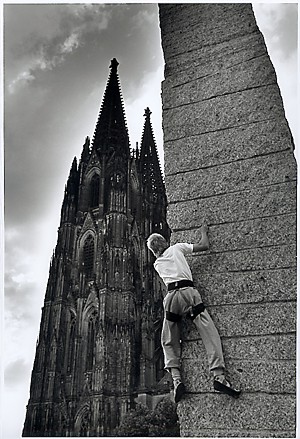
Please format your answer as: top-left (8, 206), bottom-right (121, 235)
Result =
top-left (214, 375), bottom-right (241, 399)
top-left (174, 381), bottom-right (185, 403)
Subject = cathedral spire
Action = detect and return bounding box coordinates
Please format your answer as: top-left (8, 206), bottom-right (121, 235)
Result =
top-left (92, 58), bottom-right (130, 159)
top-left (139, 107), bottom-right (164, 198)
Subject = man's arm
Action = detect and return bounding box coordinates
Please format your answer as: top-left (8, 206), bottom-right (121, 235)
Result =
top-left (193, 225), bottom-right (209, 252)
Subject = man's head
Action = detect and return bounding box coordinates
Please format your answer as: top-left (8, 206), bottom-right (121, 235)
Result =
top-left (147, 233), bottom-right (169, 258)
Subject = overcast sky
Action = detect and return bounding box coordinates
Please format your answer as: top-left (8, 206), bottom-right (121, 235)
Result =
top-left (3, 3), bottom-right (298, 438)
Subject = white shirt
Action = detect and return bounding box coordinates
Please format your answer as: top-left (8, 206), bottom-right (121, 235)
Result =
top-left (154, 243), bottom-right (193, 286)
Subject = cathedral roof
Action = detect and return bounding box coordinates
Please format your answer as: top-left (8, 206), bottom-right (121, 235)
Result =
top-left (92, 58), bottom-right (130, 159)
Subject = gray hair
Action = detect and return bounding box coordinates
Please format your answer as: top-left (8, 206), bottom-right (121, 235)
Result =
top-left (147, 233), bottom-right (168, 257)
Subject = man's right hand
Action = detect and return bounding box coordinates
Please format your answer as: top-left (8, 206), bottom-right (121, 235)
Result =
top-left (193, 224), bottom-right (209, 252)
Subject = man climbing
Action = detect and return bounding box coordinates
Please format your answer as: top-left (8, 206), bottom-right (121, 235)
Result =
top-left (147, 226), bottom-right (241, 403)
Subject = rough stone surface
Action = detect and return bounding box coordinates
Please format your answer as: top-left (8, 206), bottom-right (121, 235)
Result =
top-left (179, 430), bottom-right (296, 438)
top-left (163, 85), bottom-right (286, 143)
top-left (182, 333), bottom-right (296, 360)
top-left (188, 244), bottom-right (296, 273)
top-left (160, 4), bottom-right (259, 55)
top-left (167, 150), bottom-right (296, 202)
top-left (173, 214), bottom-right (296, 252)
top-left (183, 358), bottom-right (295, 393)
top-left (163, 54), bottom-right (277, 109)
top-left (163, 32), bottom-right (269, 87)
top-left (159, 3), bottom-right (296, 437)
top-left (191, 268), bottom-right (296, 305)
top-left (182, 301), bottom-right (296, 338)
top-left (164, 120), bottom-right (294, 175)
top-left (177, 395), bottom-right (295, 437)
top-left (167, 182), bottom-right (296, 230)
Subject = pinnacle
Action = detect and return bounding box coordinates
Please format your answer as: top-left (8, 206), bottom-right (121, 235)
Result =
top-left (71, 156), bottom-right (77, 170)
top-left (144, 107), bottom-right (152, 118)
top-left (110, 57), bottom-right (119, 73)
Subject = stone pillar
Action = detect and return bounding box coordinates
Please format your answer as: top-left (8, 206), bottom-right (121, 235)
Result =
top-left (159, 4), bottom-right (296, 437)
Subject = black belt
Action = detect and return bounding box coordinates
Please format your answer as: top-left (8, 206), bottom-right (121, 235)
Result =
top-left (166, 303), bottom-right (205, 322)
top-left (167, 279), bottom-right (194, 291)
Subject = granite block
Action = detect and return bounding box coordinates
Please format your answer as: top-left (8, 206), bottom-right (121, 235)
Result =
top-left (159, 4), bottom-right (255, 36)
top-left (162, 32), bottom-right (267, 83)
top-left (177, 394), bottom-right (296, 432)
top-left (179, 428), bottom-right (295, 438)
top-left (181, 301), bottom-right (296, 338)
top-left (159, 3), bottom-right (296, 437)
top-left (162, 85), bottom-right (286, 142)
top-left (181, 333), bottom-right (296, 360)
top-left (165, 150), bottom-right (297, 203)
top-left (182, 358), bottom-right (295, 393)
top-left (163, 54), bottom-right (277, 110)
top-left (171, 214), bottom-right (296, 252)
top-left (164, 119), bottom-right (293, 175)
top-left (189, 268), bottom-right (296, 305)
top-left (166, 182), bottom-right (297, 230)
top-left (160, 4), bottom-right (257, 56)
top-left (188, 244), bottom-right (296, 273)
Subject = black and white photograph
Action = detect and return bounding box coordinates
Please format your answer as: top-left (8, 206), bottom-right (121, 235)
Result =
top-left (3, 2), bottom-right (298, 438)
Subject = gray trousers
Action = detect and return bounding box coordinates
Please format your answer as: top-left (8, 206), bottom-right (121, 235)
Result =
top-left (161, 286), bottom-right (225, 376)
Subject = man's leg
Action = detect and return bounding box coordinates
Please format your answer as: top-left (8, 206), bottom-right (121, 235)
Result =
top-left (169, 367), bottom-right (185, 403)
top-left (161, 317), bottom-right (181, 369)
top-left (178, 287), bottom-right (224, 375)
top-left (192, 309), bottom-right (225, 376)
top-left (161, 318), bottom-right (185, 402)
top-left (193, 309), bottom-right (241, 398)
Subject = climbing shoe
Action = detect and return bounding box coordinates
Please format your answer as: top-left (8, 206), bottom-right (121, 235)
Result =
top-left (214, 376), bottom-right (241, 399)
top-left (174, 381), bottom-right (185, 403)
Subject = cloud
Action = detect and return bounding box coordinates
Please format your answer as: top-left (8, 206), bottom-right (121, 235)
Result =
top-left (253, 3), bottom-right (298, 148)
top-left (59, 32), bottom-right (81, 54)
top-left (6, 36), bottom-right (78, 94)
top-left (4, 223), bottom-right (53, 324)
top-left (8, 71), bottom-right (35, 94)
top-left (253, 4), bottom-right (298, 60)
top-left (125, 66), bottom-right (164, 159)
top-left (276, 5), bottom-right (298, 56)
top-left (5, 359), bottom-right (31, 388)
top-left (5, 269), bottom-right (36, 320)
top-left (5, 4), bottom-right (112, 94)
top-left (132, 8), bottom-right (158, 28)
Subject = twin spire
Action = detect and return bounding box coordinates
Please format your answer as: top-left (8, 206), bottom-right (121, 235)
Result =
top-left (63, 59), bottom-right (165, 223)
top-left (91, 58), bottom-right (164, 192)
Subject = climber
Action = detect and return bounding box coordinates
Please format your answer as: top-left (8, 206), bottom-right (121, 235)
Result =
top-left (147, 226), bottom-right (241, 403)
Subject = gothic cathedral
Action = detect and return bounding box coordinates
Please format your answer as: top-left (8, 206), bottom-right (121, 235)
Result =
top-left (22, 58), bottom-right (170, 437)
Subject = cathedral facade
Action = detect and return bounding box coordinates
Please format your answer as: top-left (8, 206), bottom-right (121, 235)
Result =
top-left (22, 58), bottom-right (170, 437)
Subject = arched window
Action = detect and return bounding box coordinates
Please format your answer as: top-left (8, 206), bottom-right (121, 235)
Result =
top-left (83, 236), bottom-right (94, 278)
top-left (90, 174), bottom-right (100, 208)
top-left (80, 411), bottom-right (90, 437)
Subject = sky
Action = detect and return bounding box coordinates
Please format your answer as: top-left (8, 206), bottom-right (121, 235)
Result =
top-left (2, 2), bottom-right (298, 438)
